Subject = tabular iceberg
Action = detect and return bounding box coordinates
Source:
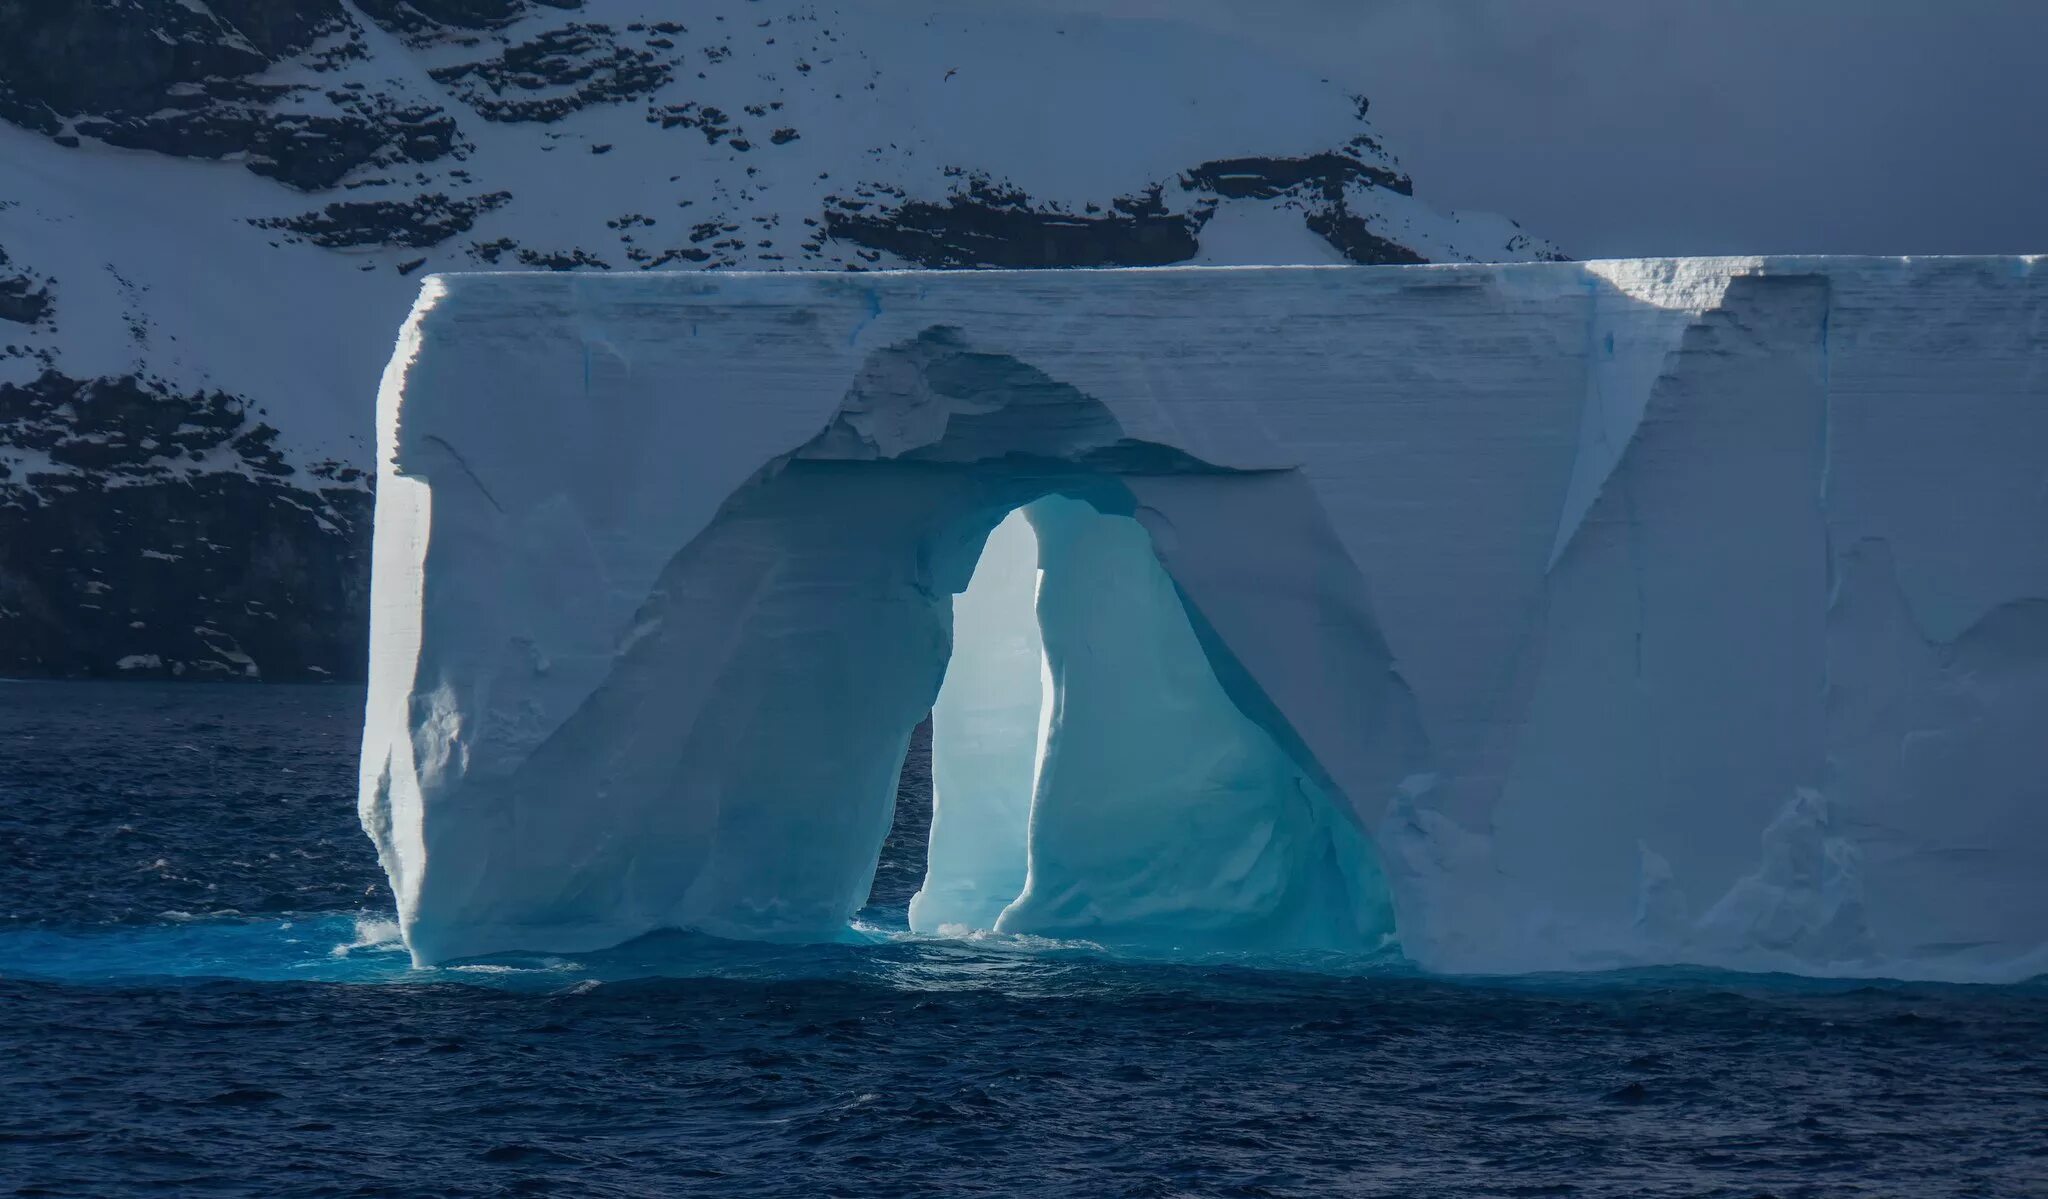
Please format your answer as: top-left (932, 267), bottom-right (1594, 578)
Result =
top-left (361, 258), bottom-right (2047, 981)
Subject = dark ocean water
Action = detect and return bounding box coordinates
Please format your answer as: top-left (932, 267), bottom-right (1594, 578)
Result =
top-left (2, 682), bottom-right (2044, 1198)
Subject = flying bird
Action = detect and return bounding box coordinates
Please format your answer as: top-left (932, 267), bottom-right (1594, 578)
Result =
top-left (944, 68), bottom-right (958, 81)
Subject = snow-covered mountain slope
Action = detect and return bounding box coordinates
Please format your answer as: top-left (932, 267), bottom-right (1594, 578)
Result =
top-left (0, 0), bottom-right (1558, 681)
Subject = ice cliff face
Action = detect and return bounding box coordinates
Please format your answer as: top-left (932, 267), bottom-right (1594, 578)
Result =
top-left (0, 0), bottom-right (1556, 680)
top-left (364, 258), bottom-right (2045, 981)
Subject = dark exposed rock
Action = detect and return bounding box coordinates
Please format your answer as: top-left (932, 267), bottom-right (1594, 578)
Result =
top-left (356, 0), bottom-right (582, 41)
top-left (431, 24), bottom-right (671, 122)
top-left (70, 100), bottom-right (271, 162)
top-left (1306, 210), bottom-right (1430, 266)
top-left (649, 101), bottom-right (737, 144)
top-left (0, 371), bottom-right (367, 680)
top-left (308, 460), bottom-right (367, 485)
top-left (0, 279), bottom-right (48, 326)
top-left (0, 0), bottom-right (330, 130)
top-left (0, 472), bottom-right (370, 681)
top-left (825, 179), bottom-right (1200, 269)
top-left (0, 0), bottom-right (460, 187)
top-left (1177, 152), bottom-right (1435, 265)
top-left (354, 0), bottom-right (525, 36)
top-left (244, 106), bottom-right (463, 191)
top-left (1182, 152), bottom-right (1411, 200)
top-left (0, 372), bottom-right (293, 481)
top-left (516, 247), bottom-right (610, 269)
top-left (71, 92), bottom-right (464, 193)
top-left (251, 191), bottom-right (512, 249)
top-left (470, 237), bottom-right (520, 264)
top-left (820, 158), bottom-right (1466, 270)
top-left (172, 0), bottom-right (352, 60)
top-left (0, 248), bottom-right (53, 326)
top-left (631, 246), bottom-right (713, 268)
top-left (469, 239), bottom-right (622, 269)
top-left (1509, 233), bottom-right (1572, 264)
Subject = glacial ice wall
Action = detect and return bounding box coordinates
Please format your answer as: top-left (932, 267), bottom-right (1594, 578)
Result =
top-left (363, 258), bottom-right (2047, 981)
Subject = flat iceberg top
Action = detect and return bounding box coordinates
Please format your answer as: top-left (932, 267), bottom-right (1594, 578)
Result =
top-left (365, 253), bottom-right (2047, 981)
top-left (407, 255), bottom-right (2045, 316)
top-left (418, 253), bottom-right (2042, 279)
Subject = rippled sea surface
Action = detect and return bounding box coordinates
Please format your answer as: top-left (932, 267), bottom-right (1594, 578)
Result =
top-left (3, 682), bottom-right (2044, 1197)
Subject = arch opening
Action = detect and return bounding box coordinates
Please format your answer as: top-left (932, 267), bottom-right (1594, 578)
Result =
top-left (387, 324), bottom-right (1418, 965)
top-left (910, 490), bottom-right (1398, 957)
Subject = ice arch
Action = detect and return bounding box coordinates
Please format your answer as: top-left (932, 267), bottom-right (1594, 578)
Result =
top-left (367, 317), bottom-right (1423, 965)
top-left (366, 262), bottom-right (2048, 981)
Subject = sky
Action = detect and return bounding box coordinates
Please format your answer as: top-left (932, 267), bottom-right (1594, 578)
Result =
top-left (978, 0), bottom-right (2048, 259)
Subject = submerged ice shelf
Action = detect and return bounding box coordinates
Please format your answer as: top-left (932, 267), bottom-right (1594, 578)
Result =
top-left (362, 258), bottom-right (2047, 982)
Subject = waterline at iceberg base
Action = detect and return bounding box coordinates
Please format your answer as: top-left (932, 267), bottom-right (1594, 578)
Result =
top-left (360, 259), bottom-right (2047, 981)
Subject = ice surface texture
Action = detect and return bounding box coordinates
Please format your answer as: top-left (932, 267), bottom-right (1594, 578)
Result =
top-left (363, 259), bottom-right (2047, 980)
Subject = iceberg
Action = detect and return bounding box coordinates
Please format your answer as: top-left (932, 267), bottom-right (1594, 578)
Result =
top-left (361, 258), bottom-right (2048, 982)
